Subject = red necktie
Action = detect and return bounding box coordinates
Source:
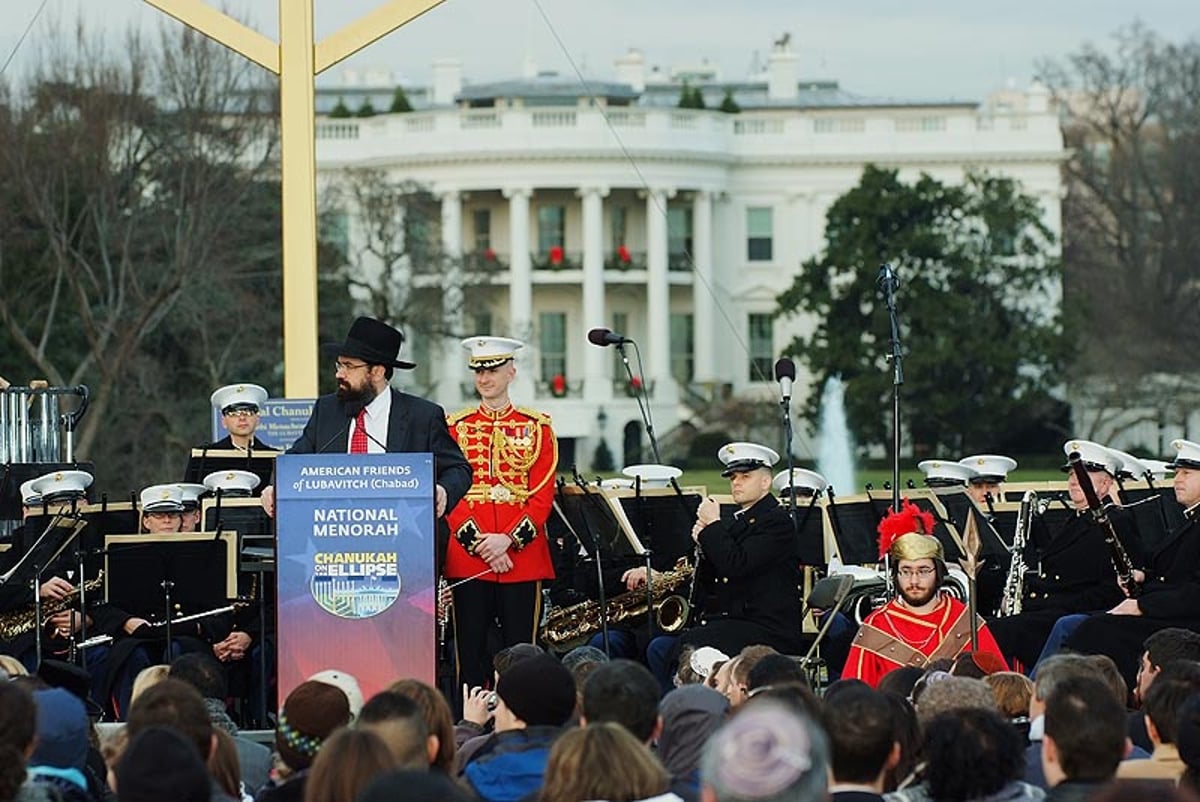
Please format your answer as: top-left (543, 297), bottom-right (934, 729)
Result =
top-left (350, 408), bottom-right (369, 454)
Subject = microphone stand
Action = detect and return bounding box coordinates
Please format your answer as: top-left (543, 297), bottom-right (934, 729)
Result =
top-left (615, 341), bottom-right (663, 464)
top-left (571, 467), bottom-right (611, 656)
top-left (780, 391), bottom-right (798, 535)
top-left (879, 265), bottom-right (904, 513)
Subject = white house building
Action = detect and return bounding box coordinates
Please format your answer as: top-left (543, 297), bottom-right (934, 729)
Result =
top-left (313, 42), bottom-right (1065, 470)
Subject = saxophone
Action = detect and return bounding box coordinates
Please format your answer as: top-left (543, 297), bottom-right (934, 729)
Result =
top-left (998, 491), bottom-right (1036, 616)
top-left (0, 574), bottom-right (105, 642)
top-left (542, 559), bottom-right (694, 649)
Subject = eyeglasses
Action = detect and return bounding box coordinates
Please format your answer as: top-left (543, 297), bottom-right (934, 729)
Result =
top-left (334, 360), bottom-right (370, 373)
top-left (223, 408), bottom-right (258, 418)
top-left (897, 567), bottom-right (936, 580)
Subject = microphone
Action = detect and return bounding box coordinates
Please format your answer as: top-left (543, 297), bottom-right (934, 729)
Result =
top-left (344, 399), bottom-right (389, 452)
top-left (876, 263), bottom-right (898, 294)
top-left (587, 328), bottom-right (631, 347)
top-left (774, 358), bottom-right (796, 402)
top-left (315, 405), bottom-right (358, 454)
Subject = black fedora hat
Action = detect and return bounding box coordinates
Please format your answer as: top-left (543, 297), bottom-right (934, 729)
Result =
top-left (322, 317), bottom-right (416, 370)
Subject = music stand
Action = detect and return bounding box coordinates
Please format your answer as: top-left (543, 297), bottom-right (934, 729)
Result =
top-left (608, 486), bottom-right (702, 570)
top-left (824, 492), bottom-right (885, 565)
top-left (104, 532), bottom-right (238, 650)
top-left (184, 449), bottom-right (278, 495)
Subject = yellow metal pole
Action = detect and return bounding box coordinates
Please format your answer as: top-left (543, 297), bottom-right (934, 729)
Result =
top-left (142, 0), bottom-right (450, 398)
top-left (278, 0), bottom-right (320, 398)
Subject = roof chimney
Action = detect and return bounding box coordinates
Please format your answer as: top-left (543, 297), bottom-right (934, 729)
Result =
top-left (767, 35), bottom-right (799, 102)
top-left (432, 58), bottom-right (463, 105)
top-left (615, 49), bottom-right (646, 92)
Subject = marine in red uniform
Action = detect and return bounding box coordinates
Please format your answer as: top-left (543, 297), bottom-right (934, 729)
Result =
top-left (844, 501), bottom-right (1004, 687)
top-left (444, 336), bottom-right (557, 689)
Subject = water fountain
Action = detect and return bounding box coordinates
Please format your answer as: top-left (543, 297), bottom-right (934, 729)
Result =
top-left (816, 375), bottom-right (856, 495)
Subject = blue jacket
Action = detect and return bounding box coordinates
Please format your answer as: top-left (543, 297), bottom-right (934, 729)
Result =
top-left (462, 727), bottom-right (561, 802)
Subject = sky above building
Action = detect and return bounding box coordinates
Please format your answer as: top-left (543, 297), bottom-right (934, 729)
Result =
top-left (1, 0), bottom-right (1196, 102)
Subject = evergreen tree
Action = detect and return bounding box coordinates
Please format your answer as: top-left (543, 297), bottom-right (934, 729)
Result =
top-left (356, 98), bottom-right (377, 118)
top-left (329, 97), bottom-right (351, 118)
top-left (719, 88), bottom-right (740, 113)
top-left (389, 86), bottom-right (413, 113)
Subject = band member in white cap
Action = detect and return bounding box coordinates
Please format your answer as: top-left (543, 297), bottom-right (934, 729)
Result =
top-left (175, 483), bottom-right (207, 532)
top-left (772, 467), bottom-right (829, 500)
top-left (444, 336), bottom-right (557, 689)
top-left (987, 439), bottom-right (1142, 671)
top-left (139, 484), bottom-right (185, 534)
top-left (631, 442), bottom-right (803, 691)
top-left (844, 501), bottom-right (1004, 687)
top-left (1063, 438), bottom-right (1200, 687)
top-left (204, 383), bottom-right (275, 452)
top-left (261, 317), bottom-right (471, 520)
top-left (959, 454), bottom-right (1018, 506)
top-left (917, 459), bottom-right (979, 489)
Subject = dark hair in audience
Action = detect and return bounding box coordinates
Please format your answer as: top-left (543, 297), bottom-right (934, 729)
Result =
top-left (881, 692), bottom-right (920, 793)
top-left (1089, 780), bottom-right (1200, 802)
top-left (387, 678), bottom-right (456, 772)
top-left (1145, 629), bottom-right (1200, 671)
top-left (303, 727), bottom-right (395, 802)
top-left (358, 770), bottom-right (472, 802)
top-left (1176, 693), bottom-right (1200, 795)
top-left (1080, 654), bottom-right (1127, 702)
top-left (1144, 661), bottom-right (1200, 744)
top-left (746, 654), bottom-right (809, 691)
top-left (358, 691), bottom-right (429, 768)
top-left (211, 729), bottom-right (242, 799)
top-left (1043, 675), bottom-right (1125, 782)
top-left (740, 682), bottom-right (822, 722)
top-left (537, 722), bottom-right (668, 802)
top-left (731, 645), bottom-right (778, 688)
top-left (492, 643), bottom-right (543, 677)
top-left (125, 679), bottom-right (214, 761)
top-left (822, 686), bottom-right (895, 785)
top-left (877, 667), bottom-right (924, 700)
top-left (0, 683), bottom-right (37, 801)
top-left (922, 709), bottom-right (1023, 801)
top-left (821, 678), bottom-right (869, 701)
top-left (169, 652), bottom-right (228, 700)
top-left (581, 659), bottom-right (660, 742)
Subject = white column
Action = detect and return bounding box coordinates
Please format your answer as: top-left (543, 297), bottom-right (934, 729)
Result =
top-left (645, 188), bottom-right (673, 400)
top-left (504, 186), bottom-right (535, 400)
top-left (439, 190), bottom-right (463, 402)
top-left (580, 186), bottom-right (608, 403)
top-left (691, 190), bottom-right (715, 383)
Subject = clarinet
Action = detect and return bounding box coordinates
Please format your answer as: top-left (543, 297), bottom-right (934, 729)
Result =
top-left (1068, 452), bottom-right (1140, 598)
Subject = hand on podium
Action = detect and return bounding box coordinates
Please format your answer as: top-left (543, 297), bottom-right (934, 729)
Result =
top-left (261, 486), bottom-right (276, 517)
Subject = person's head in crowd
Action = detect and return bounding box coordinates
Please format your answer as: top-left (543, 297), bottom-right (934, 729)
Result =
top-left (303, 726), bottom-right (395, 802)
top-left (125, 679), bottom-right (215, 765)
top-left (0, 683), bottom-right (37, 802)
top-left (882, 692), bottom-right (921, 793)
top-left (700, 700), bottom-right (828, 802)
top-left (495, 653), bottom-right (576, 731)
top-left (908, 669), bottom-right (951, 708)
top-left (714, 657), bottom-right (739, 698)
top-left (130, 665), bottom-right (170, 708)
top-left (1031, 654), bottom-right (1105, 723)
top-left (581, 659), bottom-right (661, 743)
top-left (949, 650), bottom-right (1008, 679)
top-left (726, 645), bottom-right (777, 707)
top-left (537, 722), bottom-right (669, 802)
top-left (169, 652), bottom-right (227, 701)
top-left (115, 726), bottom-right (209, 802)
top-left (1143, 661), bottom-right (1200, 748)
top-left (1088, 780), bottom-right (1200, 802)
top-left (1175, 694), bottom-right (1200, 795)
top-left (707, 660), bottom-right (728, 690)
top-left (308, 669), bottom-right (364, 721)
top-left (493, 642), bottom-right (543, 678)
top-left (1139, 628), bottom-right (1200, 704)
top-left (741, 683), bottom-right (823, 723)
top-left (561, 645), bottom-right (609, 698)
top-left (821, 678), bottom-right (869, 701)
top-left (387, 678), bottom-right (456, 773)
top-left (210, 729), bottom-right (241, 800)
top-left (275, 680), bottom-right (353, 773)
top-left (1041, 675), bottom-right (1126, 788)
top-left (922, 708), bottom-right (1026, 801)
top-left (30, 688), bottom-right (89, 775)
top-left (876, 666), bottom-right (923, 701)
top-left (357, 691), bottom-right (432, 769)
top-left (1085, 653), bottom-right (1130, 708)
top-left (822, 685), bottom-right (899, 793)
top-left (746, 654), bottom-right (809, 693)
top-left (677, 646), bottom-right (728, 688)
top-left (358, 769), bottom-right (472, 802)
top-left (914, 675), bottom-right (996, 726)
top-left (984, 671), bottom-right (1034, 724)
top-left (657, 684), bottom-right (730, 783)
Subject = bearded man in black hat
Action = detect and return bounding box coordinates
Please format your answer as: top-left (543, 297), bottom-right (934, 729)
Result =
top-left (261, 317), bottom-right (472, 519)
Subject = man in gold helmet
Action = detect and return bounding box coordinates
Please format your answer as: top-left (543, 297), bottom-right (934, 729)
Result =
top-left (843, 501), bottom-right (1004, 687)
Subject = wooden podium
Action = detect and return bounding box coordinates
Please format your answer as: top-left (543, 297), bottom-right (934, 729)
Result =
top-left (274, 452), bottom-right (436, 702)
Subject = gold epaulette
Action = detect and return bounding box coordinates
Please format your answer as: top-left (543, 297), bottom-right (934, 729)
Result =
top-left (515, 406), bottom-right (552, 425)
top-left (447, 407), bottom-right (476, 425)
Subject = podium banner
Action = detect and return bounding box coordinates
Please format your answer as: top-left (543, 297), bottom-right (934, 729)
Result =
top-left (275, 452), bottom-right (435, 701)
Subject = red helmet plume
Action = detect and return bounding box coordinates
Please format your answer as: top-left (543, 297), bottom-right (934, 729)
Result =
top-left (877, 499), bottom-right (935, 559)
